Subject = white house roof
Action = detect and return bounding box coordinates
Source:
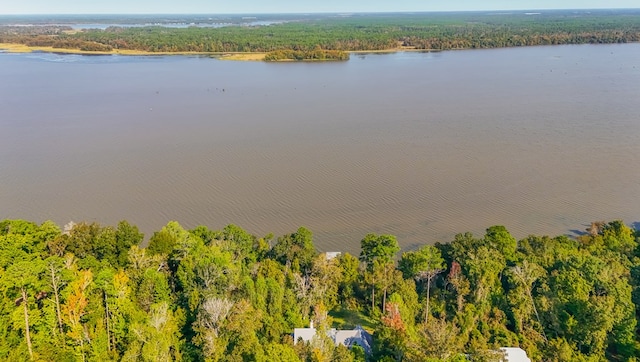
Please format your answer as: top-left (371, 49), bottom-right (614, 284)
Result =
top-left (293, 325), bottom-right (372, 354)
top-left (293, 328), bottom-right (316, 343)
top-left (332, 326), bottom-right (372, 353)
top-left (501, 347), bottom-right (531, 362)
top-left (325, 252), bottom-right (342, 260)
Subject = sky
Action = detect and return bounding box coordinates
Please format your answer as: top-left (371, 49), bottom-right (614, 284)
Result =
top-left (0, 0), bottom-right (638, 15)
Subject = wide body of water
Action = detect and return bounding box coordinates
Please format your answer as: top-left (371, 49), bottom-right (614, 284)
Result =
top-left (1, 44), bottom-right (639, 252)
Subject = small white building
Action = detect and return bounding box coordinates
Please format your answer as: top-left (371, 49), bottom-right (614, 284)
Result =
top-left (501, 347), bottom-right (531, 362)
top-left (293, 323), bottom-right (317, 344)
top-left (325, 252), bottom-right (342, 261)
top-left (293, 322), bottom-right (372, 354)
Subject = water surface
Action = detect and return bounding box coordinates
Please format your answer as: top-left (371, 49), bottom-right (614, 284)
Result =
top-left (1, 44), bottom-right (639, 252)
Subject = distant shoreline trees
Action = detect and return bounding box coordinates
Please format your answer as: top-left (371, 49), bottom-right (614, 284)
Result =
top-left (1, 10), bottom-right (639, 58)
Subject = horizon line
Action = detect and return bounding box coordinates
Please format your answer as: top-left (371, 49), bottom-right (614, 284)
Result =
top-left (1, 8), bottom-right (639, 16)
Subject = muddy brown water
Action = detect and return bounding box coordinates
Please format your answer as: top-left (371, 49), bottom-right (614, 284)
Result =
top-left (1, 44), bottom-right (639, 253)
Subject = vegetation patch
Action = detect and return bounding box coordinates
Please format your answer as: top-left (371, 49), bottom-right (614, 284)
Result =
top-left (264, 48), bottom-right (349, 61)
top-left (329, 308), bottom-right (376, 331)
top-left (1, 218), bottom-right (639, 361)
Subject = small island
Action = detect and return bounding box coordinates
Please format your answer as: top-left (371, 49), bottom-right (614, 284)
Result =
top-left (264, 49), bottom-right (350, 62)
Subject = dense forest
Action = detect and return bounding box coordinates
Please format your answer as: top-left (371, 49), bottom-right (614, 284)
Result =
top-left (1, 218), bottom-right (639, 361)
top-left (1, 10), bottom-right (640, 55)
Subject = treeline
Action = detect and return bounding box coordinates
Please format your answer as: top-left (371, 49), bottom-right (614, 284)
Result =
top-left (0, 25), bottom-right (72, 35)
top-left (0, 26), bottom-right (115, 51)
top-left (9, 35), bottom-right (114, 51)
top-left (1, 218), bottom-right (639, 361)
top-left (264, 49), bottom-right (349, 61)
top-left (1, 10), bottom-right (639, 54)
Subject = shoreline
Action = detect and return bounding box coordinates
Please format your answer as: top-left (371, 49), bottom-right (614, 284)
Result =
top-left (0, 42), bottom-right (270, 60)
top-left (5, 41), bottom-right (628, 61)
top-left (0, 42), bottom-right (437, 61)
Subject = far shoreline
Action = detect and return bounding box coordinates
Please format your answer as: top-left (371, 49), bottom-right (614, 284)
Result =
top-left (0, 42), bottom-right (442, 61)
top-left (4, 41), bottom-right (635, 62)
top-left (0, 42), bottom-right (266, 59)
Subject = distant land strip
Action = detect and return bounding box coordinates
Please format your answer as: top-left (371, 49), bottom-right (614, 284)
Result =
top-left (1, 10), bottom-right (639, 60)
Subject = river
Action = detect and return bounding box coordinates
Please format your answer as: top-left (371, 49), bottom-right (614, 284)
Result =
top-left (1, 44), bottom-right (638, 252)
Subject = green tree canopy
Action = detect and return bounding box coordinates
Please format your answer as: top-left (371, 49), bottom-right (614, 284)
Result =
top-left (359, 233), bottom-right (400, 270)
top-left (270, 227), bottom-right (316, 273)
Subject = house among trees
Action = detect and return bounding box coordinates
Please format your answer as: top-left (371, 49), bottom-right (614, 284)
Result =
top-left (293, 321), bottom-right (372, 355)
top-left (501, 347), bottom-right (531, 362)
top-left (324, 251), bottom-right (342, 260)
